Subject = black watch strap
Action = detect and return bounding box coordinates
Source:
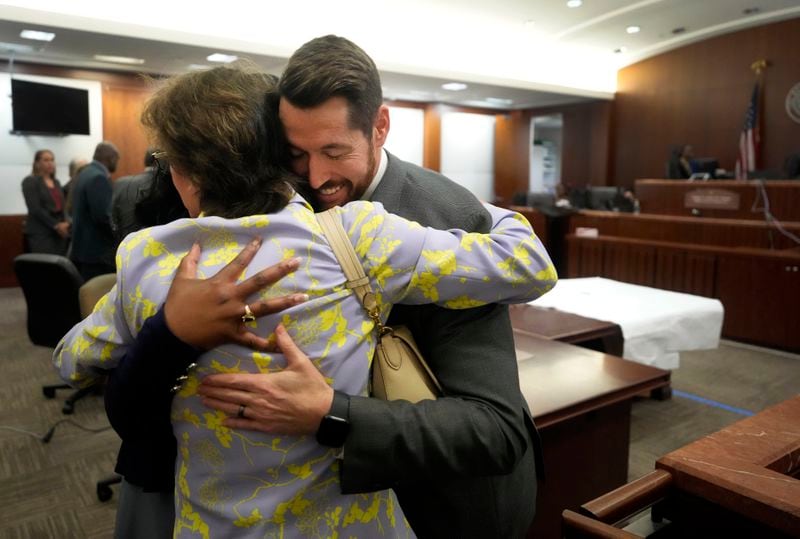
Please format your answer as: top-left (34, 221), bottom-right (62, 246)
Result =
top-left (315, 391), bottom-right (351, 448)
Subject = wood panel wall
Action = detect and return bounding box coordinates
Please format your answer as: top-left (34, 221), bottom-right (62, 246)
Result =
top-left (493, 101), bottom-right (613, 203)
top-left (612, 17), bottom-right (800, 187)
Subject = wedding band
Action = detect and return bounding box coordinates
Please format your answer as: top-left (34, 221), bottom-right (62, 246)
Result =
top-left (237, 404), bottom-right (246, 419)
top-left (241, 304), bottom-right (256, 323)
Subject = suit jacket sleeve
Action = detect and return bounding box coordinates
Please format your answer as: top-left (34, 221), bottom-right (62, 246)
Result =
top-left (22, 176), bottom-right (60, 230)
top-left (105, 307), bottom-right (200, 440)
top-left (86, 171), bottom-right (113, 227)
top-left (340, 192), bottom-right (538, 490)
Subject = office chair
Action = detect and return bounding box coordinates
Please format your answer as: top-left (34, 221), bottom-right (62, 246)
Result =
top-left (77, 273), bottom-right (125, 502)
top-left (13, 253), bottom-right (102, 414)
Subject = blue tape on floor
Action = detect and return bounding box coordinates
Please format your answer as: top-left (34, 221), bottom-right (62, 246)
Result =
top-left (672, 390), bottom-right (755, 417)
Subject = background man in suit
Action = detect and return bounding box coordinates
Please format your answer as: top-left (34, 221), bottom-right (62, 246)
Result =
top-left (194, 35), bottom-right (546, 537)
top-left (111, 148), bottom-right (156, 242)
top-left (70, 141), bottom-right (119, 280)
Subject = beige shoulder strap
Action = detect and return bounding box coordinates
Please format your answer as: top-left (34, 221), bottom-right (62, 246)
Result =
top-left (316, 208), bottom-right (374, 310)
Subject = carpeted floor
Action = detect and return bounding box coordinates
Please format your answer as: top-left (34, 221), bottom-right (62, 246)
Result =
top-left (0, 286), bottom-right (797, 538)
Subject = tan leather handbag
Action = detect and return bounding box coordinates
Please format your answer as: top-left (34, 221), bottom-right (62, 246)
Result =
top-left (316, 208), bottom-right (442, 402)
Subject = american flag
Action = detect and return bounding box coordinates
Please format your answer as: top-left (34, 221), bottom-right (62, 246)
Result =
top-left (735, 82), bottom-right (760, 180)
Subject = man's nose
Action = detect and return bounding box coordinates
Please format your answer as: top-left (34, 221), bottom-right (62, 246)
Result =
top-left (307, 154), bottom-right (331, 189)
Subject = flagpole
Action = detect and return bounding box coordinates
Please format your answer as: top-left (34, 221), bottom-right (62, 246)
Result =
top-left (736, 60), bottom-right (769, 180)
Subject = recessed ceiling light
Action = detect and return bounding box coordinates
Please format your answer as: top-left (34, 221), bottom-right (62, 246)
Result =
top-left (567, 0), bottom-right (582, 7)
top-left (486, 97), bottom-right (514, 106)
top-left (93, 54), bottom-right (145, 65)
top-left (188, 64), bottom-right (210, 70)
top-left (206, 53), bottom-right (238, 63)
top-left (614, 47), bottom-right (628, 54)
top-left (442, 82), bottom-right (468, 91)
top-left (20, 29), bottom-right (55, 42)
top-left (626, 25), bottom-right (641, 34)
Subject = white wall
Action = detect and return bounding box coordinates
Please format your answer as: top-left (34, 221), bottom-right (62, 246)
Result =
top-left (440, 111), bottom-right (495, 201)
top-left (385, 105), bottom-right (424, 166)
top-left (0, 73), bottom-right (103, 215)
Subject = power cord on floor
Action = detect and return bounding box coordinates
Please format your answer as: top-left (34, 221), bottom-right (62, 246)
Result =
top-left (0, 419), bottom-right (111, 443)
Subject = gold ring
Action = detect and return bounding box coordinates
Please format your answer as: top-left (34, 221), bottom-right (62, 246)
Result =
top-left (237, 404), bottom-right (246, 419)
top-left (241, 304), bottom-right (256, 323)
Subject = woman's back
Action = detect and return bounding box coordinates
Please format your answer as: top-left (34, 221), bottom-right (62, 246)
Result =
top-left (58, 193), bottom-right (553, 537)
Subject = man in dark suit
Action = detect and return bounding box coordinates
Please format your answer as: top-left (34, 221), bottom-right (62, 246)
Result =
top-left (195, 35), bottom-right (544, 537)
top-left (70, 141), bottom-right (120, 280)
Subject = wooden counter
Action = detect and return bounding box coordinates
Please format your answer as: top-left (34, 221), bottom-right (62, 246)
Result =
top-left (517, 333), bottom-right (671, 538)
top-left (656, 396), bottom-right (800, 537)
top-left (635, 179), bottom-right (800, 221)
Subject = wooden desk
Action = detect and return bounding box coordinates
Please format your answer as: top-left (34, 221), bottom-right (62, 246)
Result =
top-left (635, 179), bottom-right (800, 221)
top-left (510, 303), bottom-right (624, 356)
top-left (567, 397), bottom-right (800, 538)
top-left (655, 396), bottom-right (800, 537)
top-left (517, 333), bottom-right (671, 538)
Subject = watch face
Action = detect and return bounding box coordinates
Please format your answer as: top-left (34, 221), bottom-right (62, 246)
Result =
top-left (316, 415), bottom-right (350, 447)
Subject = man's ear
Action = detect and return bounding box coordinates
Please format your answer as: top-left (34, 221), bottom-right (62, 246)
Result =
top-left (373, 105), bottom-right (390, 148)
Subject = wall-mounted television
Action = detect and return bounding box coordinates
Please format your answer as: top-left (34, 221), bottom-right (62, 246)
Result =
top-left (10, 79), bottom-right (90, 135)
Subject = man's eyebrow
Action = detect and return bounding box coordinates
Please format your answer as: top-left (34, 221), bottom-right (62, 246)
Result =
top-left (321, 143), bottom-right (352, 152)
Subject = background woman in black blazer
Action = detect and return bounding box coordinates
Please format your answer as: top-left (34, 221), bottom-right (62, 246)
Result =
top-left (21, 149), bottom-right (70, 255)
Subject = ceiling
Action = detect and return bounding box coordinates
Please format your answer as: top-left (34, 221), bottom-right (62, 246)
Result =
top-left (1, 0), bottom-right (799, 110)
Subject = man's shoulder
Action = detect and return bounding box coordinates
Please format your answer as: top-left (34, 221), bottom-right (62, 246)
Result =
top-left (377, 153), bottom-right (489, 231)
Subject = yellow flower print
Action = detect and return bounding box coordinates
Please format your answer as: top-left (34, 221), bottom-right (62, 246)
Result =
top-left (142, 237), bottom-right (167, 258)
top-left (443, 296), bottom-right (488, 309)
top-left (203, 241), bottom-right (242, 267)
top-left (233, 508), bottom-right (264, 528)
top-left (203, 410), bottom-right (233, 448)
top-left (421, 249), bottom-right (458, 275)
top-left (240, 215), bottom-right (270, 228)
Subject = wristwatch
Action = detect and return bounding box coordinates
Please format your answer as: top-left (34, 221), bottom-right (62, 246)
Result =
top-left (315, 391), bottom-right (351, 448)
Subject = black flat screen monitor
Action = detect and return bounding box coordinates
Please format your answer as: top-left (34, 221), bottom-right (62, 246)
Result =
top-left (11, 79), bottom-right (90, 135)
top-left (691, 158), bottom-right (718, 179)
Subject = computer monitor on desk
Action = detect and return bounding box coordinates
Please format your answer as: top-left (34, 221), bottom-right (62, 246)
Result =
top-left (690, 158), bottom-right (719, 179)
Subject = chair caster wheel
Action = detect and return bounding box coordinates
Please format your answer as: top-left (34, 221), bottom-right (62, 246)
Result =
top-left (62, 403), bottom-right (74, 415)
top-left (97, 484), bottom-right (114, 502)
top-left (43, 387), bottom-right (56, 399)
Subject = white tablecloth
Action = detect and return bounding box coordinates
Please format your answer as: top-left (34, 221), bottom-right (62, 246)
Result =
top-left (530, 277), bottom-right (724, 369)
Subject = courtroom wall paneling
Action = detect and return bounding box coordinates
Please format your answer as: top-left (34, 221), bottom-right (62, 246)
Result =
top-left (102, 83), bottom-right (153, 180)
top-left (654, 249), bottom-right (716, 298)
top-left (501, 101), bottom-right (613, 201)
top-left (602, 241), bottom-right (655, 286)
top-left (0, 215), bottom-right (25, 287)
top-left (613, 17), bottom-right (800, 186)
top-left (494, 110), bottom-right (530, 204)
top-left (567, 238), bottom-right (604, 278)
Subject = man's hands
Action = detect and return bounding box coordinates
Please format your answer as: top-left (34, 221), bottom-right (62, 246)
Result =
top-left (164, 238), bottom-right (308, 351)
top-left (54, 221), bottom-right (70, 238)
top-left (197, 324), bottom-right (334, 436)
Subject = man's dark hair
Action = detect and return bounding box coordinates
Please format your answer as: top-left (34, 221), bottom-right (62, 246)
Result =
top-left (279, 35), bottom-right (383, 137)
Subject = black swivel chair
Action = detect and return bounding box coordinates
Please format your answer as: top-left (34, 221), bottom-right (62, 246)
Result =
top-left (13, 253), bottom-right (98, 414)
